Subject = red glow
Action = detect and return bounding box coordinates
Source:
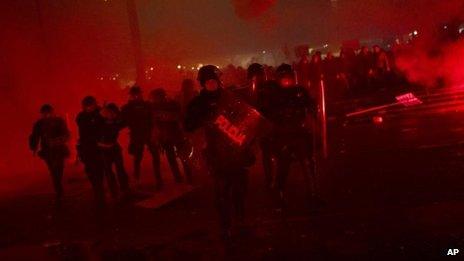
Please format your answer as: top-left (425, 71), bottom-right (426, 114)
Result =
top-left (373, 116), bottom-right (384, 124)
top-left (395, 38), bottom-right (464, 89)
top-left (280, 78), bottom-right (294, 88)
top-left (230, 0), bottom-right (277, 20)
top-left (215, 115), bottom-right (246, 146)
top-left (395, 93), bottom-right (423, 107)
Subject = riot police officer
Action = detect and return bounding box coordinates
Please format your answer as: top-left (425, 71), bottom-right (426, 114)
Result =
top-left (269, 64), bottom-right (317, 209)
top-left (150, 88), bottom-right (192, 184)
top-left (97, 103), bottom-right (130, 199)
top-left (121, 86), bottom-right (161, 189)
top-left (232, 63), bottom-right (263, 106)
top-left (177, 79), bottom-right (199, 119)
top-left (230, 63), bottom-right (274, 188)
top-left (184, 65), bottom-right (256, 239)
top-left (29, 104), bottom-right (70, 205)
top-left (243, 63), bottom-right (276, 189)
top-left (76, 96), bottom-right (105, 206)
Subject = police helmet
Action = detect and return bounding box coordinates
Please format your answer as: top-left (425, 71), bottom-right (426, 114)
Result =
top-left (247, 63), bottom-right (265, 80)
top-left (81, 96), bottom-right (97, 106)
top-left (197, 65), bottom-right (221, 87)
top-left (40, 104), bottom-right (54, 114)
top-left (129, 85), bottom-right (142, 95)
top-left (150, 88), bottom-right (167, 99)
top-left (104, 103), bottom-right (119, 114)
top-left (276, 63), bottom-right (294, 77)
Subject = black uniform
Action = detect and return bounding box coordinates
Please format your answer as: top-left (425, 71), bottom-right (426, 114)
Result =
top-left (97, 116), bottom-right (130, 198)
top-left (256, 81), bottom-right (280, 188)
top-left (76, 109), bottom-right (105, 204)
top-left (267, 83), bottom-right (316, 205)
top-left (185, 88), bottom-right (254, 234)
top-left (235, 81), bottom-right (276, 188)
top-left (29, 117), bottom-right (70, 200)
top-left (232, 84), bottom-right (257, 107)
top-left (152, 98), bottom-right (192, 183)
top-left (121, 100), bottom-right (160, 185)
top-left (356, 50), bottom-right (375, 91)
top-left (308, 60), bottom-right (323, 99)
top-left (323, 56), bottom-right (340, 101)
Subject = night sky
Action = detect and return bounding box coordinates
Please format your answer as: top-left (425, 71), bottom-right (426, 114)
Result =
top-left (137, 0), bottom-right (464, 63)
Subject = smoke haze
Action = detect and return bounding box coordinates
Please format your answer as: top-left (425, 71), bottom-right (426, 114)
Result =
top-left (1, 0), bottom-right (464, 193)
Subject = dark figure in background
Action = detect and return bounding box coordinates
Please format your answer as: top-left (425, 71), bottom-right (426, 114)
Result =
top-left (338, 47), bottom-right (357, 94)
top-left (372, 45), bottom-right (391, 90)
top-left (269, 64), bottom-right (317, 209)
top-left (244, 63), bottom-right (275, 189)
top-left (308, 52), bottom-right (324, 99)
top-left (76, 96), bottom-right (105, 206)
top-left (150, 88), bottom-right (192, 184)
top-left (185, 65), bottom-right (255, 239)
top-left (295, 54), bottom-right (311, 88)
top-left (121, 86), bottom-right (161, 189)
top-left (356, 46), bottom-right (375, 92)
top-left (97, 103), bottom-right (130, 200)
top-left (177, 80), bottom-right (200, 172)
top-left (177, 79), bottom-right (199, 119)
top-left (232, 63), bottom-right (263, 105)
top-left (373, 45), bottom-right (390, 74)
top-left (235, 66), bottom-right (248, 87)
top-left (222, 64), bottom-right (239, 87)
top-left (264, 65), bottom-right (276, 81)
top-left (29, 104), bottom-right (70, 204)
top-left (323, 52), bottom-right (340, 101)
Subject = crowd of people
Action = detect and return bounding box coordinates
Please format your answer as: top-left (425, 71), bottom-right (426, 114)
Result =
top-left (220, 45), bottom-right (400, 102)
top-left (30, 84), bottom-right (196, 207)
top-left (297, 45), bottom-right (394, 99)
top-left (28, 44), bottom-right (403, 240)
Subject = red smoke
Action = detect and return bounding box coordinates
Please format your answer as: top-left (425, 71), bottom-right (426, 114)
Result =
top-left (230, 0), bottom-right (277, 20)
top-left (395, 35), bottom-right (464, 89)
top-left (381, 0), bottom-right (464, 89)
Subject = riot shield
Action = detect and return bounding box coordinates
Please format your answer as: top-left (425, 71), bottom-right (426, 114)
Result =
top-left (213, 91), bottom-right (268, 150)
